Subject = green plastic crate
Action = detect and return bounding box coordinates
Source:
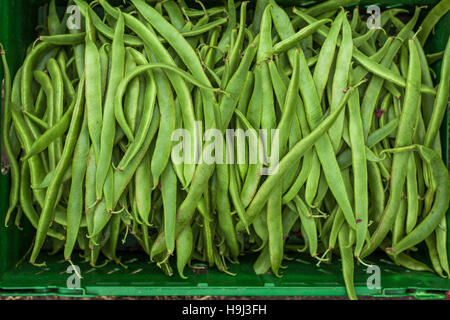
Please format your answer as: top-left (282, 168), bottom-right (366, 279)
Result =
top-left (0, 0), bottom-right (449, 298)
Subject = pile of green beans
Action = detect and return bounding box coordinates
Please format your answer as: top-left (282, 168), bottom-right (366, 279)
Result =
top-left (1, 0), bottom-right (449, 300)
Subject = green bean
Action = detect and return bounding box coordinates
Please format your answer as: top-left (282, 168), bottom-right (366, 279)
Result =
top-left (34, 87), bottom-right (47, 118)
top-left (123, 49), bottom-right (141, 134)
top-left (183, 6), bottom-right (226, 18)
top-left (353, 28), bottom-right (379, 48)
top-left (103, 166), bottom-right (115, 214)
top-left (227, 1), bottom-right (247, 77)
top-left (267, 49), bottom-right (300, 269)
top-left (113, 106), bottom-right (160, 208)
top-left (84, 10), bottom-right (103, 160)
top-left (113, 63), bottom-right (216, 144)
top-left (183, 18), bottom-right (228, 37)
top-left (0, 46), bottom-right (20, 226)
top-left (305, 0), bottom-right (355, 17)
top-left (269, 0), bottom-right (296, 66)
top-left (220, 38), bottom-right (258, 130)
top-left (40, 33), bottom-right (86, 45)
top-left (329, 15), bottom-right (352, 152)
top-left (30, 77), bottom-right (85, 265)
top-left (424, 233), bottom-right (446, 278)
top-left (32, 70), bottom-right (56, 169)
top-left (8, 1), bottom-right (447, 296)
top-left (362, 38), bottom-right (422, 258)
top-left (435, 217), bottom-right (450, 277)
top-left (387, 146), bottom-right (449, 256)
top-left (19, 161), bottom-right (65, 240)
top-left (305, 154), bottom-right (321, 207)
top-left (392, 196), bottom-right (407, 245)
top-left (272, 19), bottom-right (331, 56)
top-left (161, 162), bottom-right (178, 254)
top-left (405, 154), bottom-right (419, 234)
top-left (96, 12), bottom-right (125, 201)
top-left (424, 38), bottom-right (450, 148)
top-left (176, 223), bottom-right (193, 279)
top-left (347, 69), bottom-right (368, 260)
top-left (215, 163), bottom-right (240, 261)
top-left (252, 0), bottom-right (269, 34)
top-left (235, 72), bottom-right (254, 180)
top-left (254, 207), bottom-right (298, 275)
top-left (236, 82), bottom-right (356, 231)
top-left (47, 0), bottom-right (62, 35)
top-left (312, 9), bottom-right (343, 102)
top-left (57, 51), bottom-right (76, 102)
top-left (367, 161), bottom-right (385, 230)
top-left (162, 0), bottom-right (186, 31)
top-left (75, 0), bottom-right (144, 46)
top-left (10, 102), bottom-right (47, 207)
top-left (21, 42), bottom-right (56, 111)
top-left (23, 110), bottom-right (48, 130)
top-left (352, 48), bottom-right (436, 95)
top-left (426, 51), bottom-right (444, 65)
top-left (337, 118), bottom-right (399, 170)
top-left (149, 67), bottom-right (176, 189)
top-left (297, 47), bottom-right (356, 229)
top-left (64, 113), bottom-right (90, 260)
top-left (360, 8), bottom-right (421, 140)
top-left (417, 0), bottom-right (450, 46)
top-left (294, 196), bottom-right (318, 258)
top-left (22, 93), bottom-right (76, 161)
top-left (338, 222), bottom-right (357, 300)
top-left (259, 5), bottom-right (276, 154)
top-left (228, 156), bottom-right (249, 233)
top-left (135, 151), bottom-right (152, 226)
top-left (46, 58), bottom-right (64, 160)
